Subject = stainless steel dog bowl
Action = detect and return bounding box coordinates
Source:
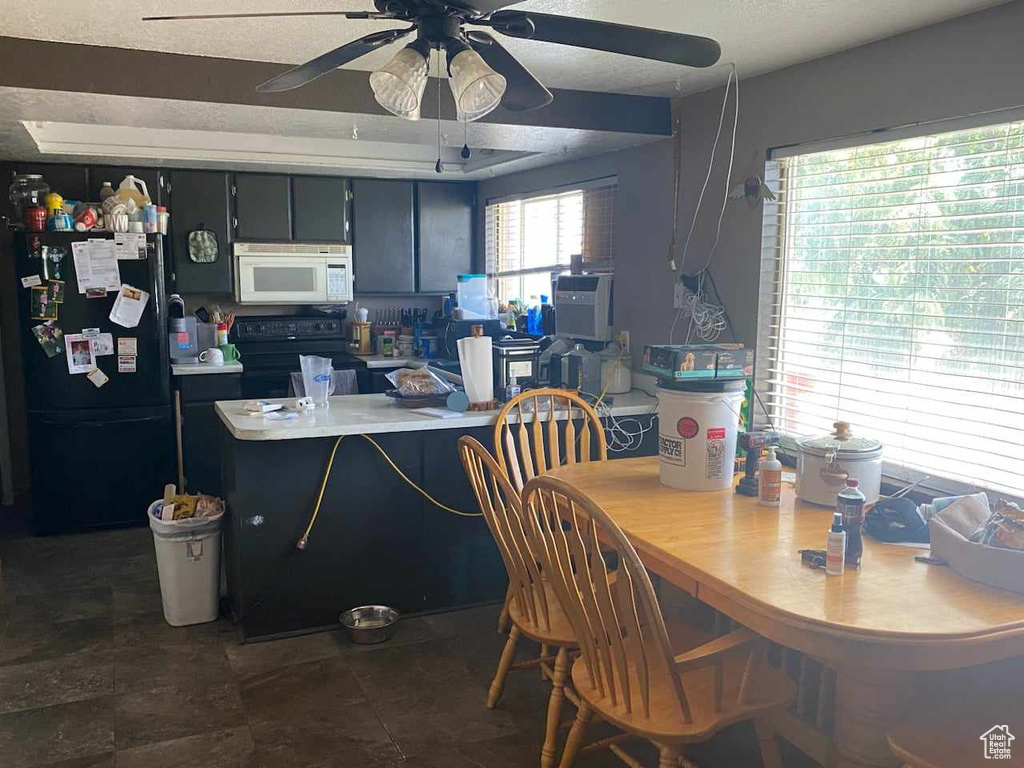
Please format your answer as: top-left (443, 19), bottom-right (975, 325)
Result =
top-left (339, 605), bottom-right (400, 645)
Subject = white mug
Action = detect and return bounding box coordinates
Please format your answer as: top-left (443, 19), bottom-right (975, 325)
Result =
top-left (199, 347), bottom-right (224, 366)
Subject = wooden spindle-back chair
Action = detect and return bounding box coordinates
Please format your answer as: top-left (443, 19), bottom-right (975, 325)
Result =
top-left (458, 435), bottom-right (581, 768)
top-left (493, 388), bottom-right (608, 495)
top-left (523, 474), bottom-right (794, 768)
top-left (492, 388), bottom-right (608, 635)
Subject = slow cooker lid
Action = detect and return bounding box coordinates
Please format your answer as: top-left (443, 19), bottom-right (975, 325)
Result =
top-left (797, 421), bottom-right (882, 458)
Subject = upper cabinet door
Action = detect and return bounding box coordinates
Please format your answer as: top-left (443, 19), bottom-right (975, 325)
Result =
top-left (293, 176), bottom-right (350, 243)
top-left (417, 182), bottom-right (475, 294)
top-left (167, 170), bottom-right (233, 295)
top-left (233, 174), bottom-right (292, 241)
top-left (351, 179), bottom-right (415, 294)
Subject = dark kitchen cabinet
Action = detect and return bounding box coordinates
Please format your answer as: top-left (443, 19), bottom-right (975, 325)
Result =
top-left (416, 182), bottom-right (474, 293)
top-left (233, 174), bottom-right (292, 241)
top-left (87, 166), bottom-right (161, 206)
top-left (167, 170), bottom-right (234, 294)
top-left (369, 367), bottom-right (401, 393)
top-left (1, 163), bottom-right (89, 224)
top-left (177, 374), bottom-right (242, 496)
top-left (293, 176), bottom-right (350, 243)
top-left (351, 179), bottom-right (415, 294)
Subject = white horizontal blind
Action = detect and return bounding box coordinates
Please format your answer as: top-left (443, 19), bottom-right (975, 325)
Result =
top-left (485, 181), bottom-right (616, 303)
top-left (757, 120), bottom-right (1024, 496)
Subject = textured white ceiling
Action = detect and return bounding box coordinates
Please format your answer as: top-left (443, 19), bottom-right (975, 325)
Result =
top-left (1, 0), bottom-right (1009, 96)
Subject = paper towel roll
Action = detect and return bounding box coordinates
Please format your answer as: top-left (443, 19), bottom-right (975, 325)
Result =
top-left (457, 334), bottom-right (493, 403)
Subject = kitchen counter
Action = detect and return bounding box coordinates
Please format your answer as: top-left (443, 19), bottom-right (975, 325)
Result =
top-left (172, 362), bottom-right (243, 376)
top-left (217, 388), bottom-right (659, 641)
top-left (215, 390), bottom-right (657, 442)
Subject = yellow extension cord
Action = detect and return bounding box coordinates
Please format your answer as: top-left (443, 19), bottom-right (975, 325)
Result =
top-left (296, 433), bottom-right (481, 550)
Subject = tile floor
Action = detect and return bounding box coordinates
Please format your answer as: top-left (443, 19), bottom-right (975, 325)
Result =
top-left (0, 524), bottom-right (814, 767)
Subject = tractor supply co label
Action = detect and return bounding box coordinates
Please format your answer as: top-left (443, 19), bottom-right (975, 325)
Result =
top-left (659, 434), bottom-right (686, 466)
top-left (706, 427), bottom-right (727, 479)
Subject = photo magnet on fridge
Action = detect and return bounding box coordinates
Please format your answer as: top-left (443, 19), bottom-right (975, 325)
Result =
top-left (47, 280), bottom-right (65, 303)
top-left (65, 334), bottom-right (96, 375)
top-left (86, 367), bottom-right (109, 389)
top-left (30, 286), bottom-right (58, 321)
top-left (31, 322), bottom-right (64, 358)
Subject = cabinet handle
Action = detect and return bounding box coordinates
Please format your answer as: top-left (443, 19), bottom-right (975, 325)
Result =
top-left (231, 184), bottom-right (236, 196)
top-left (232, 216), bottom-right (238, 230)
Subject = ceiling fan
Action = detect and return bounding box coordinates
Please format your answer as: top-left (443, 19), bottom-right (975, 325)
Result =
top-left (143, 1), bottom-right (721, 123)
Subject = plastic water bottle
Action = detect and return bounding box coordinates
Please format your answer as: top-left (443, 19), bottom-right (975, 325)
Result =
top-left (837, 478), bottom-right (866, 569)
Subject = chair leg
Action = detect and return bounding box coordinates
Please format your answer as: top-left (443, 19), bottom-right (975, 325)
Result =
top-left (541, 647), bottom-right (569, 768)
top-left (658, 745), bottom-right (680, 768)
top-left (540, 644), bottom-right (551, 678)
top-left (487, 625), bottom-right (520, 709)
top-left (754, 718), bottom-right (783, 768)
top-left (497, 587), bottom-right (512, 634)
top-left (558, 702), bottom-right (592, 768)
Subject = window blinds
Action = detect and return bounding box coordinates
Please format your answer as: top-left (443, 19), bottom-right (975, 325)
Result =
top-left (757, 121), bottom-right (1024, 496)
top-left (485, 179), bottom-right (616, 302)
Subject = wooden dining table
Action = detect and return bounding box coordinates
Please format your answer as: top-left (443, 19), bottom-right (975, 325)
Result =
top-left (547, 457), bottom-right (1024, 768)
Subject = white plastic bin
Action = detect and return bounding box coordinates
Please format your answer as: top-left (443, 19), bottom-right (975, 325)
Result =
top-left (148, 500), bottom-right (224, 626)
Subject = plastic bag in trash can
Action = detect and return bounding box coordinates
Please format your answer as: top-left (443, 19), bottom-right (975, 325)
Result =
top-left (149, 501), bottom-right (224, 541)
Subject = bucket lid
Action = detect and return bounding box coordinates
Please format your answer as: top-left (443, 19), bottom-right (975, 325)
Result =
top-left (797, 421), bottom-right (882, 458)
top-left (658, 378), bottom-right (745, 394)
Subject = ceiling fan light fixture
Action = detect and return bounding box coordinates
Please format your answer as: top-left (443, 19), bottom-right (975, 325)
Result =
top-left (447, 47), bottom-right (506, 122)
top-left (369, 44), bottom-right (429, 120)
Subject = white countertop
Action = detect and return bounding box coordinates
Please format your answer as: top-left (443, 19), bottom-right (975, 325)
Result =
top-left (172, 362), bottom-right (244, 376)
top-left (215, 390), bottom-right (657, 442)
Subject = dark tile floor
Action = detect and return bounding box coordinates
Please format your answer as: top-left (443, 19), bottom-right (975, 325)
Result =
top-left (0, 523), bottom-right (812, 767)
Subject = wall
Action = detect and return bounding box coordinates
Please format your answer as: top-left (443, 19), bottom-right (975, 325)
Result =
top-left (476, 0), bottom-right (1024, 364)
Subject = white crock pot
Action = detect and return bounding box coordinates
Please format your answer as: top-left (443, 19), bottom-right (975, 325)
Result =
top-left (795, 422), bottom-right (883, 507)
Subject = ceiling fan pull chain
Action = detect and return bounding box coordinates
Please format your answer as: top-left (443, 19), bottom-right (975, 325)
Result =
top-left (435, 45), bottom-right (444, 174)
top-left (462, 119), bottom-right (471, 160)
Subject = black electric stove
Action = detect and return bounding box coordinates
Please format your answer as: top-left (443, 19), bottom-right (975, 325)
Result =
top-left (230, 316), bottom-right (368, 399)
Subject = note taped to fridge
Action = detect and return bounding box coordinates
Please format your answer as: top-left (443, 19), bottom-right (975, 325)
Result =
top-left (113, 233), bottom-right (147, 260)
top-left (72, 240), bottom-right (121, 294)
top-left (91, 333), bottom-right (114, 357)
top-left (118, 355), bottom-right (137, 374)
top-left (21, 275), bottom-right (42, 288)
top-left (109, 284), bottom-right (150, 329)
top-left (117, 337), bottom-right (137, 356)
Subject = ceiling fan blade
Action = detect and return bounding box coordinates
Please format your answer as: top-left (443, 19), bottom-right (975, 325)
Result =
top-left (488, 11), bottom-right (721, 69)
top-left (444, 0), bottom-right (524, 16)
top-left (256, 28), bottom-right (415, 93)
top-left (467, 32), bottom-right (552, 112)
top-left (143, 10), bottom-right (386, 22)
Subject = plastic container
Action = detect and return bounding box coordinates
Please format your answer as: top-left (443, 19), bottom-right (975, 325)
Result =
top-left (148, 500), bottom-right (224, 626)
top-left (456, 274), bottom-right (490, 319)
top-left (600, 346), bottom-right (632, 395)
top-left (115, 175), bottom-right (152, 208)
top-left (837, 478), bottom-right (866, 569)
top-left (657, 380), bottom-right (744, 491)
top-left (99, 181), bottom-right (116, 201)
top-left (758, 446), bottom-right (782, 507)
top-left (826, 512), bottom-right (846, 576)
top-left (300, 354), bottom-right (335, 408)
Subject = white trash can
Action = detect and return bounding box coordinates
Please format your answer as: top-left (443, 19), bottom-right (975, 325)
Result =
top-left (148, 500), bottom-right (224, 626)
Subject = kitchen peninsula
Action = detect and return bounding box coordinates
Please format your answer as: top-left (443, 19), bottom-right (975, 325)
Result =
top-left (217, 390), bottom-right (657, 641)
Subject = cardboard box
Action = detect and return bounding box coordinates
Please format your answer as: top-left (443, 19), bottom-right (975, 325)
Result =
top-left (641, 344), bottom-right (753, 380)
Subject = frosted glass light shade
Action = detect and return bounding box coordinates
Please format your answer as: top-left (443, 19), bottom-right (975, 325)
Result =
top-left (448, 48), bottom-right (506, 122)
top-left (370, 46), bottom-right (429, 120)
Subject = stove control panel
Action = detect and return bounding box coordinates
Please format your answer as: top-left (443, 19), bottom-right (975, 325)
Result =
top-left (232, 316), bottom-right (344, 342)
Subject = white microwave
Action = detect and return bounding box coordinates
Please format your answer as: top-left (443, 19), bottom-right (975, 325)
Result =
top-left (234, 242), bottom-right (353, 305)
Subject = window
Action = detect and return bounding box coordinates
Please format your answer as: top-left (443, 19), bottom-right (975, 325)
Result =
top-left (758, 120), bottom-right (1024, 497)
top-left (485, 179), bottom-right (616, 304)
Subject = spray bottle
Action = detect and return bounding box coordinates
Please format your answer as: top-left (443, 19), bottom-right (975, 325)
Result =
top-left (826, 512), bottom-right (846, 576)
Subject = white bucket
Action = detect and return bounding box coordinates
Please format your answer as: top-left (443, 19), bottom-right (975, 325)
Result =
top-left (657, 384), bottom-right (744, 491)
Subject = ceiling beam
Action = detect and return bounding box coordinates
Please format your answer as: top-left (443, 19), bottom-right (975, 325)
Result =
top-left (0, 36), bottom-right (671, 137)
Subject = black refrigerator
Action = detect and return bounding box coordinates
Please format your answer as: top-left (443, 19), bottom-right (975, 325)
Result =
top-left (12, 232), bottom-right (173, 534)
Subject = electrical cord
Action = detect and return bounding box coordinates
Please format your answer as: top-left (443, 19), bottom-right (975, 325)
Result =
top-left (297, 433), bottom-right (481, 550)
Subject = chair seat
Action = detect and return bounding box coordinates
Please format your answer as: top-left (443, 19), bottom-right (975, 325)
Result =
top-left (888, 692), bottom-right (1021, 768)
top-left (570, 624), bottom-right (795, 743)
